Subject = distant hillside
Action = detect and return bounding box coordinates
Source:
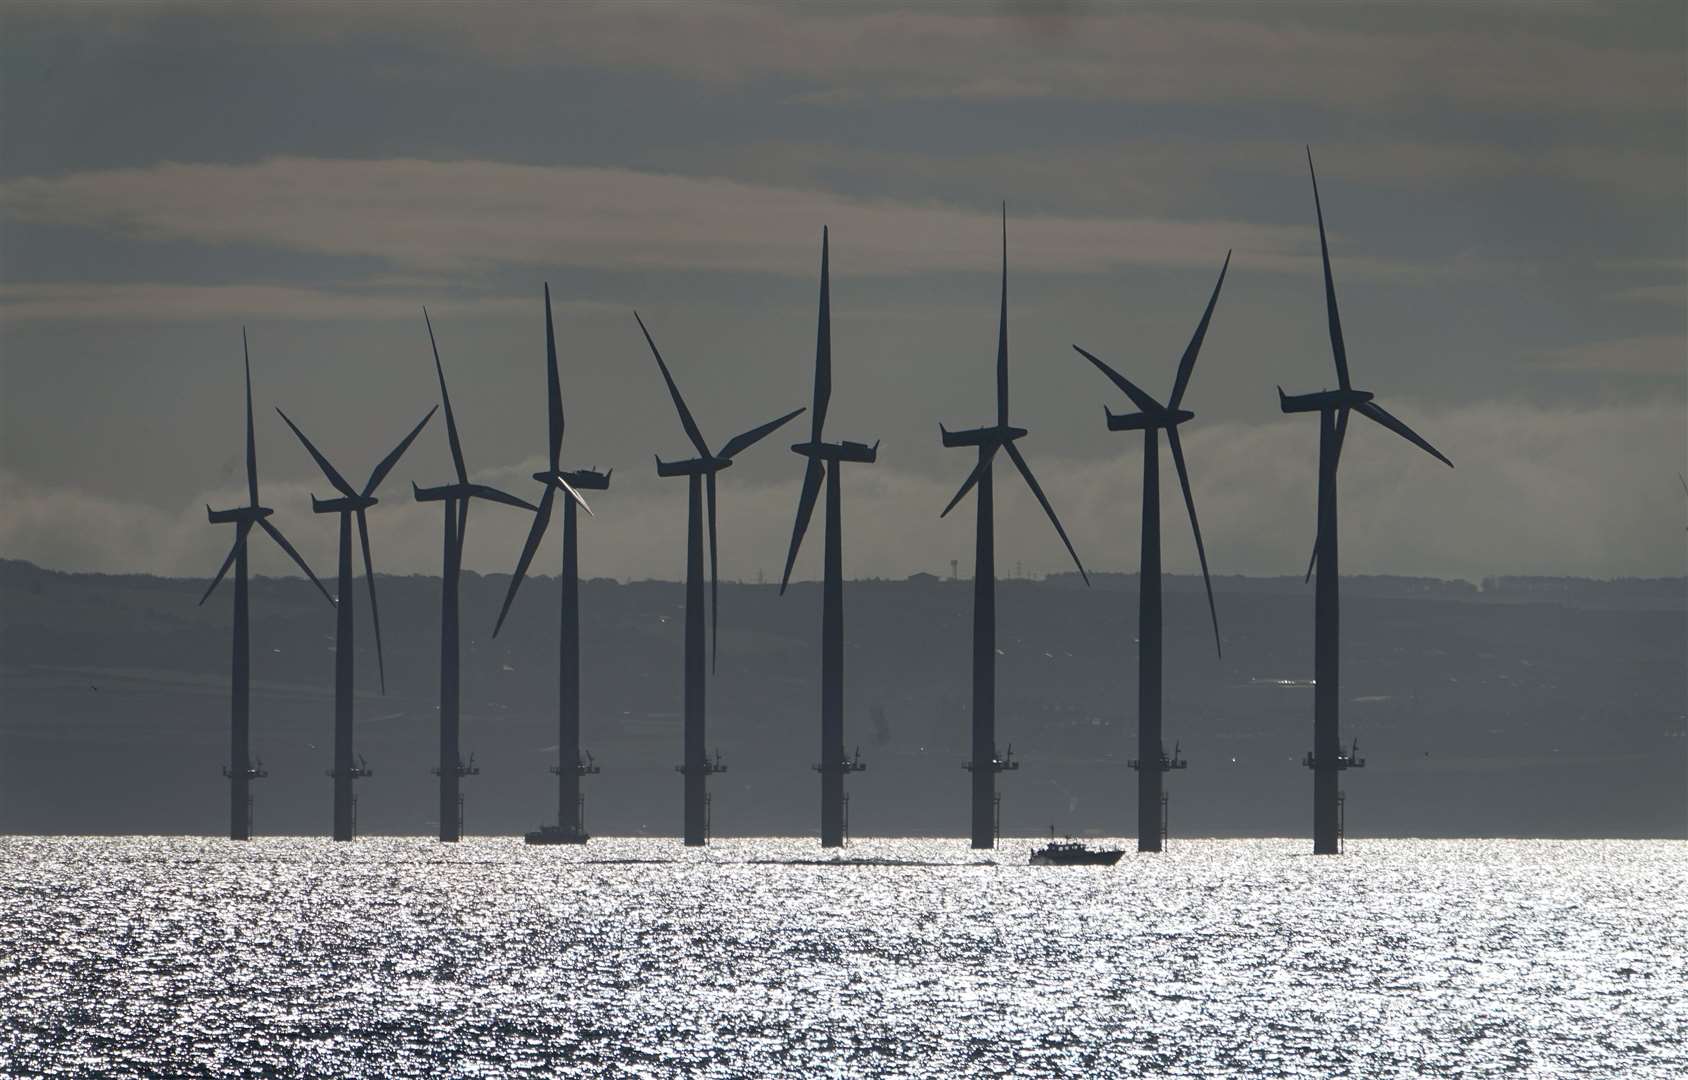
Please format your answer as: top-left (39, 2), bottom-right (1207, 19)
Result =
top-left (1, 559), bottom-right (1683, 839)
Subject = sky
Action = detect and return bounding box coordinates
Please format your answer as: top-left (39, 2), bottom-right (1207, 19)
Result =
top-left (1, 1), bottom-right (1683, 587)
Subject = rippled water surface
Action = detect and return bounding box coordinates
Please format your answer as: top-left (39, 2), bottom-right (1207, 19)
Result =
top-left (2, 837), bottom-right (1683, 1077)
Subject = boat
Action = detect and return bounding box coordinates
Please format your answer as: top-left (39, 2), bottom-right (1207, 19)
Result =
top-left (524, 824), bottom-right (589, 845)
top-left (1029, 827), bottom-right (1123, 866)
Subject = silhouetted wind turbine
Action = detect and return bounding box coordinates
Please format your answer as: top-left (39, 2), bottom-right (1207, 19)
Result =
top-left (940, 206), bottom-right (1089, 850)
top-left (491, 284), bottom-right (610, 843)
top-left (1073, 250), bottom-right (1229, 853)
top-left (276, 403), bottom-right (435, 841)
top-left (200, 330), bottom-right (332, 841)
top-left (778, 228), bottom-right (878, 848)
top-left (1281, 149), bottom-right (1453, 854)
top-left (412, 310), bottom-right (537, 842)
top-left (636, 310), bottom-right (804, 846)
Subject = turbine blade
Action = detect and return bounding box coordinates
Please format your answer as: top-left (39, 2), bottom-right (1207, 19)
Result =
top-left (1167, 426), bottom-right (1221, 657)
top-left (1071, 345), bottom-right (1165, 416)
top-left (492, 485), bottom-right (556, 638)
top-left (1356, 400), bottom-right (1453, 468)
top-left (1168, 250), bottom-right (1231, 410)
top-left (1003, 440), bottom-right (1088, 585)
top-left (424, 308), bottom-right (469, 484)
top-left (719, 407), bottom-right (805, 461)
top-left (554, 473), bottom-right (594, 517)
top-left (706, 469), bottom-right (720, 674)
top-left (812, 227), bottom-right (832, 442)
top-left (779, 458), bottom-right (825, 594)
top-left (363, 406), bottom-right (437, 497)
top-left (940, 444), bottom-right (999, 518)
top-left (457, 497), bottom-right (469, 559)
top-left (634, 311), bottom-right (712, 459)
top-left (1307, 148), bottom-right (1351, 391)
top-left (467, 484), bottom-right (540, 512)
top-left (545, 282), bottom-right (564, 472)
top-left (997, 202), bottom-right (1009, 427)
top-left (258, 517), bottom-right (333, 604)
top-left (275, 408), bottom-right (356, 498)
top-left (356, 508), bottom-right (387, 694)
top-left (243, 329), bottom-right (259, 506)
top-left (199, 524), bottom-right (247, 606)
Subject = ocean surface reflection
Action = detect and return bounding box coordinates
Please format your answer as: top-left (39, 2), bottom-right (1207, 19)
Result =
top-left (2, 837), bottom-right (1683, 1077)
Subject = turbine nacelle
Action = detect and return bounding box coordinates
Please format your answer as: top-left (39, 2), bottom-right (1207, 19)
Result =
top-left (310, 493), bottom-right (377, 514)
top-left (939, 422), bottom-right (1026, 449)
top-left (791, 439), bottom-right (879, 464)
top-left (206, 504), bottom-right (272, 525)
top-left (1278, 386), bottom-right (1375, 414)
top-left (548, 467), bottom-right (612, 491)
top-left (413, 481), bottom-right (477, 503)
top-left (1104, 406), bottom-right (1196, 432)
top-left (411, 480), bottom-right (536, 511)
top-left (655, 454), bottom-right (725, 478)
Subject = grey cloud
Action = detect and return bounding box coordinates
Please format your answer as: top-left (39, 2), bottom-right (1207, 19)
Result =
top-left (0, 158), bottom-right (1307, 278)
top-left (6, 399), bottom-right (1681, 583)
top-left (247, 3), bottom-right (1680, 113)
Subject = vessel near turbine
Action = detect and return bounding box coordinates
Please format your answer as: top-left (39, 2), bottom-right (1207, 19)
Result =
top-left (491, 283), bottom-right (609, 845)
top-left (939, 206), bottom-right (1089, 849)
top-left (636, 311), bottom-right (804, 845)
top-left (1072, 249), bottom-right (1229, 852)
top-left (199, 330), bottom-right (332, 840)
top-left (778, 227), bottom-right (879, 848)
top-left (412, 309), bottom-right (537, 842)
top-left (275, 402), bottom-right (435, 841)
top-left (1281, 149), bottom-right (1453, 854)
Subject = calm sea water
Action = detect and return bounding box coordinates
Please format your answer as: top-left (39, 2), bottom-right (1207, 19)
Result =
top-left (1, 837), bottom-right (1682, 1078)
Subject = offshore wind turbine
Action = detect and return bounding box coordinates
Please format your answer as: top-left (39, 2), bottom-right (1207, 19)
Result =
top-left (200, 330), bottom-right (333, 840)
top-left (1281, 149), bottom-right (1453, 854)
top-left (636, 311), bottom-right (804, 846)
top-left (276, 403), bottom-right (435, 841)
top-left (412, 310), bottom-right (537, 842)
top-left (491, 284), bottom-right (610, 844)
top-left (940, 206), bottom-right (1089, 850)
top-left (777, 228), bottom-right (879, 848)
top-left (1073, 252), bottom-right (1229, 853)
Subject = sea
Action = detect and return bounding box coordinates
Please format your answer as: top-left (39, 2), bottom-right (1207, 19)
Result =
top-left (1, 837), bottom-right (1682, 1078)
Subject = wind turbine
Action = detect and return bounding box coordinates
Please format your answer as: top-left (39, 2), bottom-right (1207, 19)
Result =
top-left (940, 206), bottom-right (1089, 850)
top-left (1280, 149), bottom-right (1453, 854)
top-left (412, 309), bottom-right (537, 842)
top-left (276, 403), bottom-right (435, 841)
top-left (1072, 251), bottom-right (1229, 852)
top-left (490, 284), bottom-right (610, 844)
top-left (635, 311), bottom-right (804, 846)
top-left (777, 228), bottom-right (878, 848)
top-left (200, 330), bottom-right (333, 840)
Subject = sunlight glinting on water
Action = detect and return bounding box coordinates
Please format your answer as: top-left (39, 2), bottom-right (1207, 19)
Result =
top-left (2, 837), bottom-right (1683, 1077)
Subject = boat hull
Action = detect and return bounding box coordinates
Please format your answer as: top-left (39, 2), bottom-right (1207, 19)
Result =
top-left (524, 826), bottom-right (590, 845)
top-left (1030, 847), bottom-right (1124, 866)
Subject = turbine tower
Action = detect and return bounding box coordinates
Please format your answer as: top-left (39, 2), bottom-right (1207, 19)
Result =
top-left (200, 330), bottom-right (332, 840)
top-left (635, 311), bottom-right (804, 846)
top-left (1072, 251), bottom-right (1230, 853)
top-left (939, 206), bottom-right (1089, 850)
top-left (491, 284), bottom-right (610, 844)
top-left (412, 310), bottom-right (537, 842)
top-left (777, 228), bottom-right (879, 848)
top-left (276, 403), bottom-right (436, 841)
top-left (1281, 149), bottom-right (1453, 854)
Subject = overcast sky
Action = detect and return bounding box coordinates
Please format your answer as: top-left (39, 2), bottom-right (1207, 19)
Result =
top-left (1, 1), bottom-right (1683, 587)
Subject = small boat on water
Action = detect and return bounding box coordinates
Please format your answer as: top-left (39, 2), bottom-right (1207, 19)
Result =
top-left (1029, 827), bottom-right (1124, 866)
top-left (524, 825), bottom-right (589, 845)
